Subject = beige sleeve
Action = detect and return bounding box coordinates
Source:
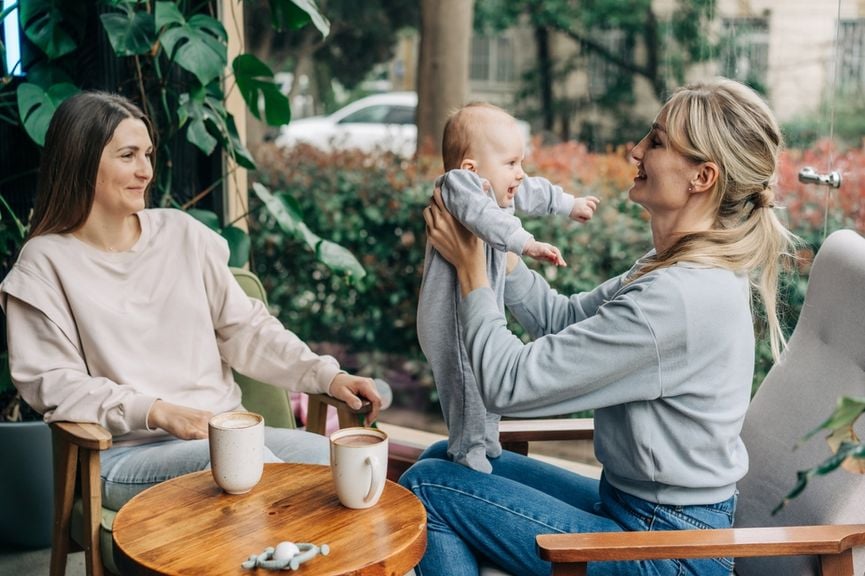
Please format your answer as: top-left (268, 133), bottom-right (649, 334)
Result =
top-left (199, 232), bottom-right (340, 395)
top-left (4, 295), bottom-right (157, 434)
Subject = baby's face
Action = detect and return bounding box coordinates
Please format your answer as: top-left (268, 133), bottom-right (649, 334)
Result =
top-left (472, 121), bottom-right (526, 208)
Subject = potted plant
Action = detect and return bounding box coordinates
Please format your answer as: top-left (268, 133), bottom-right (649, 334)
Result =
top-left (0, 352), bottom-right (54, 549)
top-left (775, 396), bottom-right (865, 513)
top-left (0, 194), bottom-right (53, 549)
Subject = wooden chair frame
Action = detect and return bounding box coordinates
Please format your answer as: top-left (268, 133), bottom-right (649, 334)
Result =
top-left (537, 523), bottom-right (865, 576)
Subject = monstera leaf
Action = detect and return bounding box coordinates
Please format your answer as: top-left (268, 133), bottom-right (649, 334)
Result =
top-left (269, 0), bottom-right (329, 36)
top-left (187, 208), bottom-right (250, 267)
top-left (178, 90), bottom-right (220, 155)
top-left (20, 0), bottom-right (86, 59)
top-left (154, 0), bottom-right (185, 29)
top-left (178, 89), bottom-right (254, 169)
top-left (16, 82), bottom-right (79, 145)
top-left (100, 2), bottom-right (155, 56)
top-left (251, 182), bottom-right (306, 238)
top-left (252, 183), bottom-right (365, 279)
top-left (225, 114), bottom-right (256, 170)
top-left (159, 10), bottom-right (227, 86)
top-left (233, 54), bottom-right (291, 126)
top-left (221, 226), bottom-right (251, 268)
top-left (316, 239), bottom-right (365, 278)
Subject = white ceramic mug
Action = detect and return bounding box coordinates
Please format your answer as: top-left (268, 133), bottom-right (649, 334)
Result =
top-left (329, 427), bottom-right (388, 509)
top-left (208, 411), bottom-right (264, 494)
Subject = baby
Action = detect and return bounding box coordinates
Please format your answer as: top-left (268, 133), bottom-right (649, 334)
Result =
top-left (417, 102), bottom-right (598, 472)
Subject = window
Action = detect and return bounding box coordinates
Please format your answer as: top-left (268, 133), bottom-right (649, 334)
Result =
top-left (339, 105), bottom-right (415, 125)
top-left (838, 19), bottom-right (865, 95)
top-left (720, 18), bottom-right (770, 92)
top-left (470, 35), bottom-right (490, 83)
top-left (2, 0), bottom-right (23, 76)
top-left (383, 106), bottom-right (415, 125)
top-left (339, 105), bottom-right (391, 124)
top-left (470, 34), bottom-right (515, 85)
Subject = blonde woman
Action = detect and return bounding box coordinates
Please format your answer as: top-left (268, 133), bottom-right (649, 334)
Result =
top-left (401, 78), bottom-right (796, 576)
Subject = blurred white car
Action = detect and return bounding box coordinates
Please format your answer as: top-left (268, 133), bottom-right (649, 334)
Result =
top-left (275, 92), bottom-right (418, 157)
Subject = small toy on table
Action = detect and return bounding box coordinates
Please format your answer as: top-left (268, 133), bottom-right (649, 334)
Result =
top-left (241, 541), bottom-right (330, 571)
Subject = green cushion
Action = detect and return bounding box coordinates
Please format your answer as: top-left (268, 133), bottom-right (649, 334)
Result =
top-left (230, 267), bottom-right (297, 429)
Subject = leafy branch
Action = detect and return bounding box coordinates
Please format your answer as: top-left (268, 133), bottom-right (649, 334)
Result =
top-left (774, 396), bottom-right (865, 514)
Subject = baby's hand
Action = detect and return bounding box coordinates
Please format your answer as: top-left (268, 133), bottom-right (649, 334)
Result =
top-left (570, 195), bottom-right (600, 222)
top-left (523, 240), bottom-right (566, 267)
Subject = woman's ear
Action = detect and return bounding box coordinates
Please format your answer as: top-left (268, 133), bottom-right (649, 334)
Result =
top-left (690, 161), bottom-right (719, 194)
top-left (460, 159), bottom-right (478, 172)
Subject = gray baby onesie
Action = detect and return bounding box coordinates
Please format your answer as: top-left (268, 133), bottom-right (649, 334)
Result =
top-left (416, 169), bottom-right (575, 472)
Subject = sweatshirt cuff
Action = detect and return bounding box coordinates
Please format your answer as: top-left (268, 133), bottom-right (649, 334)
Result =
top-left (316, 361), bottom-right (344, 395)
top-left (129, 395), bottom-right (160, 432)
top-left (506, 228), bottom-right (533, 254)
top-left (559, 193), bottom-right (577, 216)
top-left (504, 260), bottom-right (535, 306)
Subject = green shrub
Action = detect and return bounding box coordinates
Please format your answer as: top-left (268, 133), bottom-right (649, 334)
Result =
top-left (251, 144), bottom-right (432, 356)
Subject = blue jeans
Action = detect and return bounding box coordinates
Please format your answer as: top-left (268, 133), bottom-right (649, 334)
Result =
top-left (398, 440), bottom-right (736, 576)
top-left (100, 426), bottom-right (329, 509)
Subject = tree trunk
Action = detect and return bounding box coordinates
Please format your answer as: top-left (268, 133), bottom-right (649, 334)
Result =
top-left (533, 23), bottom-right (554, 134)
top-left (416, 0), bottom-right (475, 162)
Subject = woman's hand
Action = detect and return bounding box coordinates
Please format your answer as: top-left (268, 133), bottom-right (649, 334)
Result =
top-left (328, 373), bottom-right (381, 424)
top-left (147, 400), bottom-right (212, 440)
top-left (424, 186), bottom-right (489, 297)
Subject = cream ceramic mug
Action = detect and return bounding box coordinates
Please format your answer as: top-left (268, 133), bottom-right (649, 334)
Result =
top-left (330, 427), bottom-right (388, 509)
top-left (208, 411), bottom-right (264, 494)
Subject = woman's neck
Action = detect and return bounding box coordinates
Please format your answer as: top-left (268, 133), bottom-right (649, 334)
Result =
top-left (74, 212), bottom-right (142, 253)
top-left (650, 210), bottom-right (714, 254)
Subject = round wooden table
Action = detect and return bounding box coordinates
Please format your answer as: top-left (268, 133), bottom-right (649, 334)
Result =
top-left (112, 463), bottom-right (427, 575)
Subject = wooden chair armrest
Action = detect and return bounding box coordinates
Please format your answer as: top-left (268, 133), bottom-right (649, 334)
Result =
top-left (305, 393), bottom-right (373, 435)
top-left (499, 418), bottom-right (594, 455)
top-left (50, 421), bottom-right (113, 451)
top-left (49, 421), bottom-right (113, 576)
top-left (537, 524), bottom-right (865, 563)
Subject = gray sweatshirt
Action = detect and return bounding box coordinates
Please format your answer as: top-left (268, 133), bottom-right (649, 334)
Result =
top-left (459, 257), bottom-right (755, 506)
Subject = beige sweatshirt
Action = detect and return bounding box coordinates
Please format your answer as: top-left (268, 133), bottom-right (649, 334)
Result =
top-left (0, 209), bottom-right (341, 445)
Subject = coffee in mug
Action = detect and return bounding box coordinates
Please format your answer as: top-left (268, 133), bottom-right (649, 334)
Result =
top-left (330, 427), bottom-right (388, 509)
top-left (332, 434), bottom-right (382, 447)
top-left (208, 411), bottom-right (264, 494)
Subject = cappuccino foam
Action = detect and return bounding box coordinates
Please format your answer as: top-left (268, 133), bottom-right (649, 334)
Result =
top-left (212, 413), bottom-right (260, 429)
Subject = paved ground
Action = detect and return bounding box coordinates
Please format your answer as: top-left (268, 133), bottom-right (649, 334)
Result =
top-left (0, 544), bottom-right (85, 576)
